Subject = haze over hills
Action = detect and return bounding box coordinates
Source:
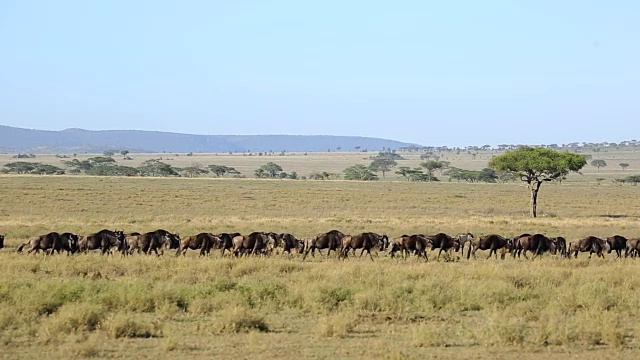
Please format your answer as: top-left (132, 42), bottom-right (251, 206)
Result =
top-left (0, 125), bottom-right (419, 154)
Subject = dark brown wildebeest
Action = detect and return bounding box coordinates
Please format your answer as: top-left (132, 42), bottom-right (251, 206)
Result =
top-left (232, 232), bottom-right (277, 257)
top-left (17, 232), bottom-right (78, 255)
top-left (467, 234), bottom-right (510, 260)
top-left (79, 229), bottom-right (125, 255)
top-left (274, 233), bottom-right (300, 256)
top-left (148, 229), bottom-right (180, 254)
top-left (388, 234), bottom-right (429, 261)
top-left (453, 233), bottom-right (474, 255)
top-left (17, 232), bottom-right (63, 255)
top-left (625, 238), bottom-right (640, 258)
top-left (213, 232), bottom-right (239, 256)
top-left (509, 234), bottom-right (532, 258)
top-left (552, 237), bottom-right (567, 258)
top-left (605, 235), bottom-right (627, 258)
top-left (51, 232), bottom-right (80, 255)
top-left (426, 233), bottom-right (456, 260)
top-left (301, 230), bottom-right (345, 261)
top-left (176, 233), bottom-right (218, 257)
top-left (340, 232), bottom-right (388, 261)
top-left (567, 236), bottom-right (608, 258)
top-left (0, 234), bottom-right (4, 249)
top-left (120, 230), bottom-right (176, 256)
top-left (512, 234), bottom-right (557, 259)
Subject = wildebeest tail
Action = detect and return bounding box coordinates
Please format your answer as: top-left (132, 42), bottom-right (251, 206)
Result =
top-left (16, 241), bottom-right (28, 253)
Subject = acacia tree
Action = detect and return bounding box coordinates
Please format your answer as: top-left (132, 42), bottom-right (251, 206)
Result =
top-left (420, 160), bottom-right (444, 182)
top-left (489, 146), bottom-right (586, 218)
top-left (343, 164), bottom-right (378, 180)
top-left (620, 163), bottom-right (630, 171)
top-left (590, 159), bottom-right (607, 170)
top-left (369, 157), bottom-right (397, 178)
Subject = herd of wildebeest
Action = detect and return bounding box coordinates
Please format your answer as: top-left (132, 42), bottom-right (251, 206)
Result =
top-left (0, 229), bottom-right (639, 261)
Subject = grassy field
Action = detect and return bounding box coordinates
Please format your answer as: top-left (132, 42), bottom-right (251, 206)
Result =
top-left (1, 163), bottom-right (640, 358)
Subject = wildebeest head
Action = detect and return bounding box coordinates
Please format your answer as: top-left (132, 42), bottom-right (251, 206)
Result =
top-left (66, 233), bottom-right (80, 253)
top-left (379, 234), bottom-right (389, 251)
top-left (295, 239), bottom-right (306, 254)
top-left (0, 234), bottom-right (4, 249)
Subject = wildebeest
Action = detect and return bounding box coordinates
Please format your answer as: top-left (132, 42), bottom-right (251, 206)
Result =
top-left (0, 234), bottom-right (4, 249)
top-left (148, 229), bottom-right (180, 255)
top-left (567, 236), bottom-right (608, 258)
top-left (605, 235), bottom-right (627, 258)
top-left (176, 233), bottom-right (218, 257)
top-left (51, 232), bottom-right (80, 255)
top-left (388, 234), bottom-right (429, 261)
top-left (625, 238), bottom-right (640, 258)
top-left (552, 237), bottom-right (567, 258)
top-left (274, 233), bottom-right (301, 256)
top-left (426, 233), bottom-right (456, 260)
top-left (232, 232), bottom-right (277, 256)
top-left (212, 232), bottom-right (239, 256)
top-left (17, 232), bottom-right (63, 255)
top-left (467, 234), bottom-right (510, 260)
top-left (340, 232), bottom-right (388, 261)
top-left (454, 233), bottom-right (474, 254)
top-left (301, 230), bottom-right (345, 261)
top-left (79, 229), bottom-right (125, 255)
top-left (145, 230), bottom-right (180, 256)
top-left (511, 234), bottom-right (557, 259)
top-left (16, 232), bottom-right (78, 255)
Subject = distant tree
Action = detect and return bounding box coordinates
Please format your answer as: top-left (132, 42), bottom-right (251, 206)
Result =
top-left (255, 162), bottom-right (284, 178)
top-left (209, 165), bottom-right (240, 177)
top-left (420, 160), bottom-right (445, 182)
top-left (103, 150), bottom-right (115, 157)
top-left (395, 166), bottom-right (412, 180)
top-left (489, 146), bottom-right (587, 217)
top-left (120, 150), bottom-right (130, 159)
top-left (87, 156), bottom-right (116, 165)
top-left (590, 159), bottom-right (607, 170)
top-left (625, 174), bottom-right (640, 185)
top-left (369, 157), bottom-right (397, 178)
top-left (343, 164), bottom-right (378, 181)
top-left (138, 159), bottom-right (178, 177)
top-left (180, 163), bottom-right (209, 178)
top-left (3, 161), bottom-right (37, 174)
top-left (620, 163), bottom-right (630, 171)
top-left (289, 171), bottom-right (298, 180)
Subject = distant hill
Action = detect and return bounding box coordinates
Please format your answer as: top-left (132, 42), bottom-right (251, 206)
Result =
top-left (0, 125), bottom-right (419, 153)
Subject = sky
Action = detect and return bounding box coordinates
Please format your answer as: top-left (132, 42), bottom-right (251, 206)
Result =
top-left (1, 1), bottom-right (639, 147)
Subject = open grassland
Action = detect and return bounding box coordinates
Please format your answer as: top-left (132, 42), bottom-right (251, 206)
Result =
top-left (1, 174), bottom-right (640, 359)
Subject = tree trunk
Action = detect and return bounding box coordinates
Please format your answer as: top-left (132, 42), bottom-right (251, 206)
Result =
top-left (529, 181), bottom-right (542, 218)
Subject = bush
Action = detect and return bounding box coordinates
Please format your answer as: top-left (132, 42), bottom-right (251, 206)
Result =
top-left (211, 308), bottom-right (269, 334)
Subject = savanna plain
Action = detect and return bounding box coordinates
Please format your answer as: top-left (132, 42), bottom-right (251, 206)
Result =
top-left (1, 150), bottom-right (640, 359)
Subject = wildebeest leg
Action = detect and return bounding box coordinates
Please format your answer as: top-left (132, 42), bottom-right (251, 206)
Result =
top-left (522, 249), bottom-right (530, 260)
top-left (437, 248), bottom-right (444, 260)
top-left (367, 249), bottom-right (374, 261)
top-left (302, 247), bottom-right (311, 261)
top-left (487, 248), bottom-right (494, 260)
top-left (359, 248), bottom-right (366, 258)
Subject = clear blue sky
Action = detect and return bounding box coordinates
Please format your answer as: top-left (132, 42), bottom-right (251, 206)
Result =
top-left (1, 1), bottom-right (638, 146)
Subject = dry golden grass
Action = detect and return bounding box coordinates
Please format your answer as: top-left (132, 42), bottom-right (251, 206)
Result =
top-left (1, 164), bottom-right (640, 358)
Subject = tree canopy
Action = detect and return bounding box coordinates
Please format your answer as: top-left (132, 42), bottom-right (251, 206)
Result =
top-left (209, 165), bottom-right (240, 177)
top-left (255, 162), bottom-right (284, 178)
top-left (420, 160), bottom-right (446, 182)
top-left (343, 164), bottom-right (378, 181)
top-left (369, 157), bottom-right (397, 178)
top-left (489, 146), bottom-right (586, 217)
top-left (590, 159), bottom-right (607, 170)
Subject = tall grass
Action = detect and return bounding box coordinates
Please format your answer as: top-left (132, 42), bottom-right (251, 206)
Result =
top-left (1, 174), bottom-right (640, 358)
